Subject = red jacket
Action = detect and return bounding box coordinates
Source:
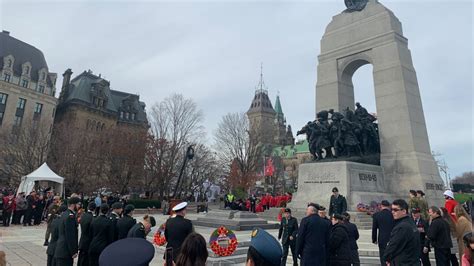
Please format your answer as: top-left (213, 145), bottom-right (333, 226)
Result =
top-left (445, 199), bottom-right (458, 222)
top-left (3, 196), bottom-right (16, 212)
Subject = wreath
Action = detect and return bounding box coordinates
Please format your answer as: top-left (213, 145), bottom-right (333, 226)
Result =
top-left (153, 223), bottom-right (167, 246)
top-left (209, 226), bottom-right (238, 257)
top-left (277, 208), bottom-right (285, 221)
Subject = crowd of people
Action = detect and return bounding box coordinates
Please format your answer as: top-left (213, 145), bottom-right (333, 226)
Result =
top-left (223, 192), bottom-right (293, 213)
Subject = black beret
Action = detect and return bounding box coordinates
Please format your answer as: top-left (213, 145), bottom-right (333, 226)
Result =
top-left (112, 202), bottom-right (123, 209)
top-left (99, 238), bottom-right (155, 266)
top-left (68, 197), bottom-right (81, 205)
top-left (149, 216), bottom-right (156, 227)
top-left (381, 200), bottom-right (390, 207)
top-left (284, 208), bottom-right (291, 213)
top-left (124, 204), bottom-right (135, 214)
top-left (332, 187), bottom-right (339, 192)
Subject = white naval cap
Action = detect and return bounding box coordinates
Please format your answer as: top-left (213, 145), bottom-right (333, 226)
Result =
top-left (172, 202), bottom-right (188, 212)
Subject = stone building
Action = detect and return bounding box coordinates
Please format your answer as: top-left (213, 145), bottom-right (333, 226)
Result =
top-left (0, 30), bottom-right (58, 184)
top-left (0, 30), bottom-right (57, 135)
top-left (246, 70), bottom-right (294, 152)
top-left (50, 69), bottom-right (148, 193)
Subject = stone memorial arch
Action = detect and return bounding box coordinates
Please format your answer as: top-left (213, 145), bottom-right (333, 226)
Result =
top-left (315, 0), bottom-right (444, 204)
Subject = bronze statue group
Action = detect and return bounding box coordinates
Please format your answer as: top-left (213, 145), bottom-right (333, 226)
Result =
top-left (297, 102), bottom-right (380, 160)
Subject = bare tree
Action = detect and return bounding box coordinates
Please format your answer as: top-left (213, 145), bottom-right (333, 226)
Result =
top-left (146, 93), bottom-right (204, 199)
top-left (214, 112), bottom-right (262, 191)
top-left (0, 122), bottom-right (51, 185)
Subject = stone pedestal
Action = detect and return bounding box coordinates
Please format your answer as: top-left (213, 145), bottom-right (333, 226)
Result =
top-left (289, 161), bottom-right (392, 211)
top-left (193, 210), bottom-right (278, 231)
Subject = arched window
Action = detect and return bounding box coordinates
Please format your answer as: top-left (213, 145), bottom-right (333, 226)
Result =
top-left (41, 72), bottom-right (46, 81)
top-left (7, 59), bottom-right (12, 68)
top-left (25, 66), bottom-right (30, 75)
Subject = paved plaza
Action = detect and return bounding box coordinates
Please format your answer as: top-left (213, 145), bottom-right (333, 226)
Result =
top-left (0, 211), bottom-right (382, 266)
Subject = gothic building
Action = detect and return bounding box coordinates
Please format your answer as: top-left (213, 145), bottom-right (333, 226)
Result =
top-left (246, 70), bottom-right (294, 153)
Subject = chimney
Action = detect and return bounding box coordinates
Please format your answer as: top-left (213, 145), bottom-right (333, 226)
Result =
top-left (62, 68), bottom-right (73, 89)
top-left (2, 30), bottom-right (10, 35)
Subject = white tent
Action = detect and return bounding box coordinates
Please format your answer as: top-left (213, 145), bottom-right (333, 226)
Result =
top-left (17, 163), bottom-right (64, 196)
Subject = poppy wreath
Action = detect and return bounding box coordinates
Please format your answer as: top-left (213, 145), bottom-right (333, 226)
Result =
top-left (153, 223), bottom-right (167, 246)
top-left (209, 226), bottom-right (238, 257)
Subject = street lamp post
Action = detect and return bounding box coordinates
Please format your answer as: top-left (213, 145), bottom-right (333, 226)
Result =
top-left (173, 145), bottom-right (195, 199)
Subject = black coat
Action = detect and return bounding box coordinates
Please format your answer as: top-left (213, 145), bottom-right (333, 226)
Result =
top-left (329, 195), bottom-right (347, 216)
top-left (382, 215), bottom-right (420, 266)
top-left (78, 211), bottom-right (94, 251)
top-left (295, 214), bottom-right (331, 266)
top-left (117, 214), bottom-right (136, 240)
top-left (425, 216), bottom-right (452, 249)
top-left (278, 216), bottom-right (298, 245)
top-left (108, 212), bottom-right (120, 241)
top-left (413, 217), bottom-right (429, 246)
top-left (46, 217), bottom-right (61, 256)
top-left (54, 209), bottom-right (78, 259)
top-left (344, 221), bottom-right (359, 250)
top-left (165, 215), bottom-right (193, 260)
top-left (329, 223), bottom-right (352, 265)
top-left (127, 222), bottom-right (147, 239)
top-left (372, 209), bottom-right (394, 248)
top-left (88, 215), bottom-right (114, 255)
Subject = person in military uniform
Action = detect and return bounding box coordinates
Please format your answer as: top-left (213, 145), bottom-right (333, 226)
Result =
top-left (408, 190), bottom-right (420, 213)
top-left (54, 197), bottom-right (81, 266)
top-left (417, 190), bottom-right (429, 220)
top-left (127, 214), bottom-right (156, 238)
top-left (329, 187), bottom-right (347, 217)
top-left (78, 202), bottom-right (96, 266)
top-left (164, 202), bottom-right (193, 262)
top-left (47, 205), bottom-right (67, 266)
top-left (89, 203), bottom-right (114, 266)
top-left (108, 202), bottom-right (122, 241)
top-left (278, 208), bottom-right (298, 266)
top-left (247, 228), bottom-right (282, 266)
top-left (45, 196), bottom-right (61, 246)
top-left (117, 204), bottom-right (136, 240)
top-left (98, 238), bottom-right (155, 266)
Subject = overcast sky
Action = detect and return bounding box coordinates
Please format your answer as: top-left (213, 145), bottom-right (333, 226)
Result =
top-left (1, 0), bottom-right (472, 178)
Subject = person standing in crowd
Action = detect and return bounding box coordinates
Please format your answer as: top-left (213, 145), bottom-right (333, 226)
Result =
top-left (296, 203), bottom-right (331, 266)
top-left (45, 196), bottom-right (61, 246)
top-left (425, 206), bottom-right (452, 266)
top-left (417, 190), bottom-right (429, 220)
top-left (250, 194), bottom-right (257, 213)
top-left (454, 205), bottom-right (472, 265)
top-left (78, 202), bottom-right (96, 266)
top-left (108, 202), bottom-right (122, 241)
top-left (443, 190), bottom-right (458, 222)
top-left (342, 212), bottom-right (360, 266)
top-left (174, 233), bottom-right (208, 266)
top-left (383, 199), bottom-right (420, 265)
top-left (24, 191), bottom-right (36, 226)
top-left (3, 191), bottom-right (15, 227)
top-left (117, 204), bottom-right (136, 240)
top-left (461, 233), bottom-right (473, 266)
top-left (165, 202), bottom-right (193, 262)
top-left (34, 194), bottom-right (46, 225)
top-left (317, 206), bottom-right (330, 221)
top-left (371, 200), bottom-right (394, 265)
top-left (47, 205), bottom-right (68, 266)
top-left (278, 208), bottom-right (298, 266)
top-left (246, 228), bottom-right (282, 266)
top-left (408, 190), bottom-right (420, 211)
top-left (54, 197), bottom-right (81, 266)
top-left (412, 208), bottom-right (431, 266)
top-left (93, 194), bottom-right (101, 216)
top-left (127, 214), bottom-right (155, 238)
top-left (329, 187), bottom-right (347, 217)
top-left (329, 214), bottom-right (351, 266)
top-left (12, 192), bottom-right (27, 225)
top-left (88, 203), bottom-right (114, 266)
top-left (440, 206), bottom-right (460, 265)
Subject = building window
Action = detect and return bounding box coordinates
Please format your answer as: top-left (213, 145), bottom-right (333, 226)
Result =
top-left (3, 73), bottom-right (11, 82)
top-left (34, 103), bottom-right (43, 114)
top-left (120, 111), bottom-right (124, 119)
top-left (14, 115), bottom-right (23, 126)
top-left (0, 93), bottom-right (7, 105)
top-left (37, 85), bottom-right (45, 93)
top-left (21, 79), bottom-right (29, 88)
top-left (131, 113), bottom-right (136, 120)
top-left (7, 59), bottom-right (12, 68)
top-left (0, 112), bottom-right (4, 126)
top-left (25, 66), bottom-right (30, 75)
top-left (41, 72), bottom-right (46, 81)
top-left (125, 112), bottom-right (129, 120)
top-left (17, 98), bottom-right (26, 109)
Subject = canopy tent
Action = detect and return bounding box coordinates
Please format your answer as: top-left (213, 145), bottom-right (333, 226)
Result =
top-left (17, 163), bottom-right (64, 196)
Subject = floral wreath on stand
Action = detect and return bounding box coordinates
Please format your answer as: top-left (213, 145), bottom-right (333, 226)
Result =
top-left (209, 226), bottom-right (238, 257)
top-left (153, 223), bottom-right (167, 246)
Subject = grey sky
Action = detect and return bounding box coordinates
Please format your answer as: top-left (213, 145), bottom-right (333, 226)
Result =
top-left (1, 0), bottom-right (472, 178)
